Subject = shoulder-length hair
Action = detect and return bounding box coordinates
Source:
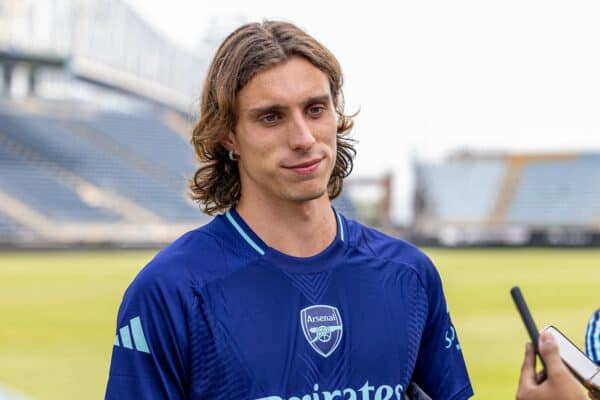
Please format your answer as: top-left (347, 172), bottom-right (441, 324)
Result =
top-left (190, 20), bottom-right (356, 215)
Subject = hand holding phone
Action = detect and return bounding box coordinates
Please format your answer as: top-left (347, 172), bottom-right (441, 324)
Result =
top-left (511, 286), bottom-right (600, 396)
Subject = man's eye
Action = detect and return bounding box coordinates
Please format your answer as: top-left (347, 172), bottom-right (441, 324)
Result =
top-left (261, 113), bottom-right (279, 124)
top-left (308, 105), bottom-right (324, 117)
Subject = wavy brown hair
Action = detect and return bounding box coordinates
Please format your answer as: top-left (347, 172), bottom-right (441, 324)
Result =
top-left (190, 20), bottom-right (356, 215)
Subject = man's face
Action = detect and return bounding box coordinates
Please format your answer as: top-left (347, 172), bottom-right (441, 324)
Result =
top-left (228, 56), bottom-right (338, 206)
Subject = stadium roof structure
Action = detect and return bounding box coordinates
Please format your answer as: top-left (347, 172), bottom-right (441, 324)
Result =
top-left (0, 0), bottom-right (206, 113)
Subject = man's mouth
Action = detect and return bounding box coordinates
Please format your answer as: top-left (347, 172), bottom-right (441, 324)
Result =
top-left (284, 158), bottom-right (322, 174)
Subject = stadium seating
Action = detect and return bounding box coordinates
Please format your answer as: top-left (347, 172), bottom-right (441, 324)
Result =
top-left (416, 160), bottom-right (507, 221)
top-left (0, 109), bottom-right (203, 223)
top-left (413, 153), bottom-right (600, 246)
top-left (0, 146), bottom-right (121, 222)
top-left (79, 112), bottom-right (196, 181)
top-left (508, 156), bottom-right (600, 225)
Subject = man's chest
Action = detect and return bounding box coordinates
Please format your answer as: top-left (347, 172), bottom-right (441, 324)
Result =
top-left (198, 264), bottom-right (426, 398)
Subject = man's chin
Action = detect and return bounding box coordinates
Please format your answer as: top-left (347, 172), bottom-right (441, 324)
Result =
top-left (287, 188), bottom-right (329, 203)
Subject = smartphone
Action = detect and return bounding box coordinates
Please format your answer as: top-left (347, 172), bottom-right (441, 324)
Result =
top-left (510, 286), bottom-right (546, 373)
top-left (543, 326), bottom-right (600, 392)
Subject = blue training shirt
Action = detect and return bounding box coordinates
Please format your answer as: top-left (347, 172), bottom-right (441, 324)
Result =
top-left (105, 209), bottom-right (473, 399)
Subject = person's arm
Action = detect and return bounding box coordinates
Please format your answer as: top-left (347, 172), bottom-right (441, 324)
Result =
top-left (516, 330), bottom-right (594, 400)
top-left (104, 260), bottom-right (193, 400)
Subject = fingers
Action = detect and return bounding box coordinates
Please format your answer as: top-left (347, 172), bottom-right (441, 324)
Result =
top-left (519, 342), bottom-right (536, 389)
top-left (538, 331), bottom-right (567, 379)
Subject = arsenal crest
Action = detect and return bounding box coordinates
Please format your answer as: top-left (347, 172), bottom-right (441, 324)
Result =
top-left (300, 305), bottom-right (343, 357)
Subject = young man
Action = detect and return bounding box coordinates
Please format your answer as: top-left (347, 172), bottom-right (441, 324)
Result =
top-left (105, 21), bottom-right (473, 400)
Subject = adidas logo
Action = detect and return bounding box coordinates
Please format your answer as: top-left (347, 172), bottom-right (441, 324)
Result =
top-left (113, 316), bottom-right (150, 354)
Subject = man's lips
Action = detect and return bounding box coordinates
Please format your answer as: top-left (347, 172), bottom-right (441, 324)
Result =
top-left (283, 158), bottom-right (322, 174)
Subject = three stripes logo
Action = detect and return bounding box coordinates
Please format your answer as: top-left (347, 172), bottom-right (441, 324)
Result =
top-left (113, 316), bottom-right (150, 354)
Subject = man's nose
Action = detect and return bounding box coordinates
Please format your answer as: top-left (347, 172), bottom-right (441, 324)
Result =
top-left (288, 111), bottom-right (316, 150)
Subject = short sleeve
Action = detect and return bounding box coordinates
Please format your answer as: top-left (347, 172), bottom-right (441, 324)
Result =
top-left (586, 309), bottom-right (600, 365)
top-left (105, 260), bottom-right (192, 400)
top-left (411, 257), bottom-right (474, 400)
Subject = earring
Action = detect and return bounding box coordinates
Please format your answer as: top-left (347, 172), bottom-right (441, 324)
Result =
top-left (228, 150), bottom-right (239, 161)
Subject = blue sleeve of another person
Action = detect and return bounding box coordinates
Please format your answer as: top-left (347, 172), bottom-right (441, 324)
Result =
top-left (104, 256), bottom-right (193, 400)
top-left (586, 309), bottom-right (600, 365)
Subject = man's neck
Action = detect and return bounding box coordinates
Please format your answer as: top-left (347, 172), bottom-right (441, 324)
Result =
top-left (235, 195), bottom-right (337, 258)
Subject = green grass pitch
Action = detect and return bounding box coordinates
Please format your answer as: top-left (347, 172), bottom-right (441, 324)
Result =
top-left (0, 248), bottom-right (598, 399)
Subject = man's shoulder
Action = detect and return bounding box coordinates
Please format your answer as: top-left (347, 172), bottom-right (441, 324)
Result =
top-left (126, 216), bottom-right (242, 297)
top-left (343, 217), bottom-right (445, 294)
top-left (345, 218), bottom-right (432, 269)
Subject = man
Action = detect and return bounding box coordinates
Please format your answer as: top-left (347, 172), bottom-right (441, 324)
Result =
top-left (517, 331), bottom-right (598, 400)
top-left (105, 20), bottom-right (473, 400)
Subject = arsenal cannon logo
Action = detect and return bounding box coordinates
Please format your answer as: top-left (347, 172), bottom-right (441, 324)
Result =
top-left (300, 305), bottom-right (343, 358)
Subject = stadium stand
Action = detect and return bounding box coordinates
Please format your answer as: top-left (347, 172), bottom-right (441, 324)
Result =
top-left (0, 99), bottom-right (211, 246)
top-left (0, 106), bottom-right (202, 221)
top-left (416, 159), bottom-right (507, 222)
top-left (0, 145), bottom-right (121, 222)
top-left (80, 112), bottom-right (196, 181)
top-left (508, 155), bottom-right (600, 226)
top-left (413, 153), bottom-right (600, 246)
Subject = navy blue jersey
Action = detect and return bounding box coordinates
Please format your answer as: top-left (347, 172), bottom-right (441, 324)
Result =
top-left (105, 209), bottom-right (473, 399)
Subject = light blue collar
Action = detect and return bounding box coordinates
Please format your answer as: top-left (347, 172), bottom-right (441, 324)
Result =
top-left (225, 208), bottom-right (345, 256)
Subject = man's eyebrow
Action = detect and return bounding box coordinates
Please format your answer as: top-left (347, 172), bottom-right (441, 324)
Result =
top-left (303, 94), bottom-right (332, 106)
top-left (246, 104), bottom-right (285, 118)
top-left (245, 94), bottom-right (332, 117)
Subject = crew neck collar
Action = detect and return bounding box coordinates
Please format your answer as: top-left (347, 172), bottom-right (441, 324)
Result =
top-left (224, 207), bottom-right (347, 273)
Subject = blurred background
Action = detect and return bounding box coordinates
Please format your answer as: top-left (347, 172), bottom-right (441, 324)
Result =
top-left (0, 0), bottom-right (598, 399)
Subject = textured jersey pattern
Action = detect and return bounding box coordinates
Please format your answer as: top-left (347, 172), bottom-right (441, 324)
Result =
top-left (105, 209), bottom-right (473, 400)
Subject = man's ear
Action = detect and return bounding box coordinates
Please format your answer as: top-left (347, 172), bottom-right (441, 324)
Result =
top-left (221, 131), bottom-right (239, 155)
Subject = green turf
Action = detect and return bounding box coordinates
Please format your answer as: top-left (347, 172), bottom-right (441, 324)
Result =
top-left (427, 248), bottom-right (600, 399)
top-left (0, 248), bottom-right (598, 399)
top-left (0, 251), bottom-right (155, 400)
